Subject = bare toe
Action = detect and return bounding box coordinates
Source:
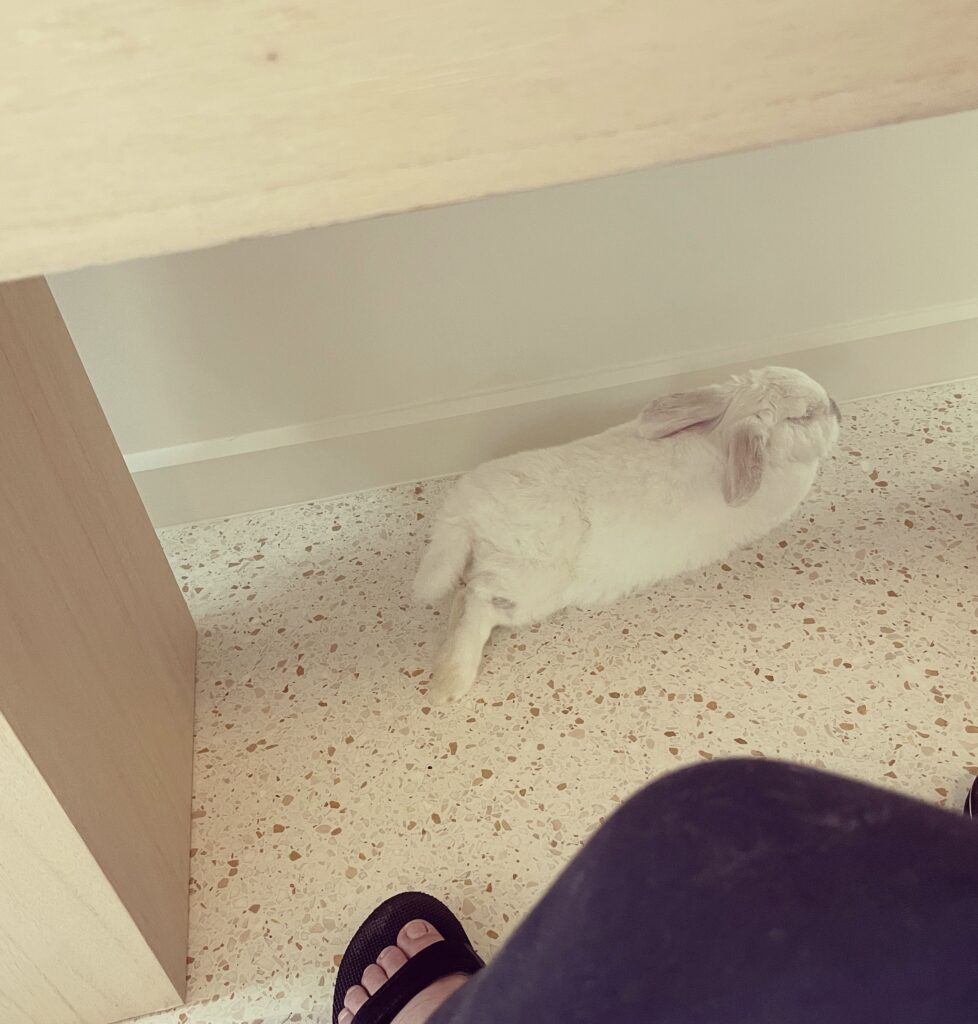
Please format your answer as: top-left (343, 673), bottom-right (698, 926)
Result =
top-left (378, 943), bottom-right (409, 976)
top-left (361, 962), bottom-right (388, 995)
top-left (396, 919), bottom-right (447, 956)
top-left (344, 984), bottom-right (370, 1016)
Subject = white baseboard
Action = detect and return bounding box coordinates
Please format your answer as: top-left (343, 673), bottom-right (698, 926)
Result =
top-left (134, 311), bottom-right (978, 527)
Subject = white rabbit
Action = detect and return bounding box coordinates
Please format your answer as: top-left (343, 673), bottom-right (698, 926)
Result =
top-left (414, 366), bottom-right (841, 703)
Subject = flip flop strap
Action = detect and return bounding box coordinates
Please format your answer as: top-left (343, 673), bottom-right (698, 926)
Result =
top-left (351, 940), bottom-right (484, 1024)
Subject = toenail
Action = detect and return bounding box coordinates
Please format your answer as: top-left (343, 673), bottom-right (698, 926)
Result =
top-left (405, 920), bottom-right (429, 939)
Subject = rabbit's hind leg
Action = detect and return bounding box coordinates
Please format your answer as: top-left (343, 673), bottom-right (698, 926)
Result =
top-left (428, 588), bottom-right (500, 704)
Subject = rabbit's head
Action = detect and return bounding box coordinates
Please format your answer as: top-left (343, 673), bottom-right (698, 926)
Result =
top-left (639, 366), bottom-right (840, 506)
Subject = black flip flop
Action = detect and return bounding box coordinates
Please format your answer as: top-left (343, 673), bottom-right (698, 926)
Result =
top-left (966, 776), bottom-right (977, 818)
top-left (332, 892), bottom-right (485, 1024)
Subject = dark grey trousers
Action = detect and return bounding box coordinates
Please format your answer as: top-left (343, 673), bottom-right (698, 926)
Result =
top-left (433, 760), bottom-right (978, 1023)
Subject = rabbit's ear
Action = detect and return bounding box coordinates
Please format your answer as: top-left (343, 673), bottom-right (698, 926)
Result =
top-left (723, 418), bottom-right (767, 506)
top-left (638, 385), bottom-right (729, 439)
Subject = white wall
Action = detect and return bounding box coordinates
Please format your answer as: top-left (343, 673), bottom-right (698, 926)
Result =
top-left (50, 109), bottom-right (978, 524)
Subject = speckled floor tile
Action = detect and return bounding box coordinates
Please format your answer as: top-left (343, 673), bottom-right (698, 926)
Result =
top-left (141, 380), bottom-right (978, 1024)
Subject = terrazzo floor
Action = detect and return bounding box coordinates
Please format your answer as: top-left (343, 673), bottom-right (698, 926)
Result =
top-left (146, 379), bottom-right (977, 1024)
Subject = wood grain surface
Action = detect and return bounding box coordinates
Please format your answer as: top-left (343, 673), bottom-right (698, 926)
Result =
top-left (0, 278), bottom-right (197, 1018)
top-left (2, 0), bottom-right (978, 279)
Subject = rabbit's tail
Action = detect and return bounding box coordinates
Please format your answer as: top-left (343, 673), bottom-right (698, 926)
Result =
top-left (413, 520), bottom-right (471, 603)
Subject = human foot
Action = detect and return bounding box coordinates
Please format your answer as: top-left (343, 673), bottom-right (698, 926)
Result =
top-left (338, 918), bottom-right (470, 1024)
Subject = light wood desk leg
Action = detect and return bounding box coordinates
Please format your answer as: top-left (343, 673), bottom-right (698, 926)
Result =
top-left (0, 277), bottom-right (197, 1023)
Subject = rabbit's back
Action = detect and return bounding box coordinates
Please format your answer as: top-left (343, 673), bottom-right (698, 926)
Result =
top-left (443, 429), bottom-right (703, 618)
top-left (448, 427), bottom-right (817, 619)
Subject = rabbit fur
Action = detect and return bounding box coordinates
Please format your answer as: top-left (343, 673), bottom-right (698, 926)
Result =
top-left (415, 366), bottom-right (840, 703)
